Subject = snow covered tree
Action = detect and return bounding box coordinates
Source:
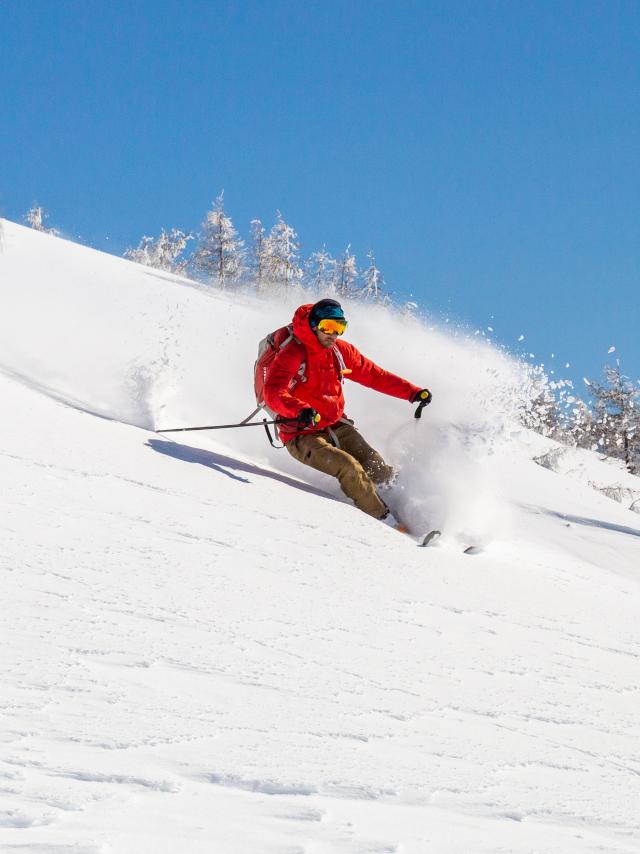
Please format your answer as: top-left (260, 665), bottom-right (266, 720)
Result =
top-left (586, 363), bottom-right (640, 473)
top-left (124, 228), bottom-right (192, 273)
top-left (192, 192), bottom-right (245, 288)
top-left (334, 246), bottom-right (358, 297)
top-left (261, 212), bottom-right (302, 289)
top-left (248, 218), bottom-right (269, 292)
top-left (357, 250), bottom-right (385, 302)
top-left (304, 247), bottom-right (337, 295)
top-left (124, 235), bottom-right (156, 267)
top-left (25, 204), bottom-right (59, 235)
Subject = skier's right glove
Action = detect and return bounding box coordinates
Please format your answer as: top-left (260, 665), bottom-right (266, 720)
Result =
top-left (297, 407), bottom-right (321, 428)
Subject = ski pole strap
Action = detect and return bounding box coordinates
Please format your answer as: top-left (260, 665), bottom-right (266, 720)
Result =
top-left (263, 419), bottom-right (284, 448)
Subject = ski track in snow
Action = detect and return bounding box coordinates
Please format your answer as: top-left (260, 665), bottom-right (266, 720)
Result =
top-left (1, 220), bottom-right (640, 853)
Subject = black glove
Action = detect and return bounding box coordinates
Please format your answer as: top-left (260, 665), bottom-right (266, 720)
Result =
top-left (297, 407), bottom-right (320, 427)
top-left (411, 388), bottom-right (432, 420)
top-left (411, 388), bottom-right (432, 405)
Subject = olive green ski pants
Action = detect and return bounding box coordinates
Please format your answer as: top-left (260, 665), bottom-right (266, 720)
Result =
top-left (285, 422), bottom-right (394, 518)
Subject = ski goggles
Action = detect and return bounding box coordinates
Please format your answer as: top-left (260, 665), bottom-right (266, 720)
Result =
top-left (316, 317), bottom-right (348, 335)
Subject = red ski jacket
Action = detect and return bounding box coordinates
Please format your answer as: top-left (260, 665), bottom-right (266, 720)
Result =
top-left (263, 303), bottom-right (422, 442)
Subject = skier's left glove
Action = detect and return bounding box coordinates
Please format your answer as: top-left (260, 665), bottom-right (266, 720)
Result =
top-left (410, 388), bottom-right (432, 405)
top-left (411, 388), bottom-right (432, 420)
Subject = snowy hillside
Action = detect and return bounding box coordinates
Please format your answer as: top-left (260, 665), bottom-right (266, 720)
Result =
top-left (1, 219), bottom-right (639, 854)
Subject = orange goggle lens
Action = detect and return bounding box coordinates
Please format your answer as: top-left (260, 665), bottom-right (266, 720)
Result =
top-left (317, 318), bottom-right (348, 335)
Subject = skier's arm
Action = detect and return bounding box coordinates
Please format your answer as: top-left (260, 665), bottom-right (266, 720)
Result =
top-left (340, 342), bottom-right (422, 401)
top-left (263, 342), bottom-right (310, 418)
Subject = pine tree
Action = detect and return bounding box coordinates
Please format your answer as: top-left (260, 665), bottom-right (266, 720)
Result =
top-left (358, 250), bottom-right (385, 302)
top-left (25, 204), bottom-right (59, 235)
top-left (262, 212), bottom-right (302, 288)
top-left (587, 362), bottom-right (640, 473)
top-left (334, 245), bottom-right (358, 297)
top-left (248, 218), bottom-right (267, 291)
top-left (124, 229), bottom-right (192, 273)
top-left (192, 192), bottom-right (245, 288)
top-left (305, 247), bottom-right (336, 295)
top-left (124, 235), bottom-right (155, 266)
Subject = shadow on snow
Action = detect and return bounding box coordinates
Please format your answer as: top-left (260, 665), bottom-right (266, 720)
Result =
top-left (531, 506), bottom-right (640, 539)
top-left (147, 438), bottom-right (337, 501)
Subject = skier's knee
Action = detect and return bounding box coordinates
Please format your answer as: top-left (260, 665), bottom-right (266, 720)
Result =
top-left (336, 453), bottom-right (367, 484)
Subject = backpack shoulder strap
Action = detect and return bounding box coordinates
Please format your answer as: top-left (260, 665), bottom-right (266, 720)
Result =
top-left (267, 324), bottom-right (307, 387)
top-left (282, 325), bottom-right (307, 384)
top-left (278, 324), bottom-right (295, 349)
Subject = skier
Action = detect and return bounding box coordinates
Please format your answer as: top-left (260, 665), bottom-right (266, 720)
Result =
top-left (263, 298), bottom-right (432, 530)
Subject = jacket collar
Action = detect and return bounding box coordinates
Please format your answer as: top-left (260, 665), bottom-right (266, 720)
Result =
top-left (292, 304), bottom-right (327, 355)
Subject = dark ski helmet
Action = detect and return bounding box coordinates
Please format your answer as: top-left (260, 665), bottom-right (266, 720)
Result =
top-left (309, 298), bottom-right (346, 329)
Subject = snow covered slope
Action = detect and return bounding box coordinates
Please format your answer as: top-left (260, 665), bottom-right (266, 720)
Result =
top-left (1, 219), bottom-right (639, 853)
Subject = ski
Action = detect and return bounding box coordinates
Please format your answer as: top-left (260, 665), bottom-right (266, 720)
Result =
top-left (418, 530), bottom-right (483, 555)
top-left (419, 530), bottom-right (442, 547)
top-left (463, 545), bottom-right (483, 555)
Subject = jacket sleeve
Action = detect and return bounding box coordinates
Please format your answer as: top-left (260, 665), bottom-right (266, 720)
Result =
top-left (339, 342), bottom-right (422, 401)
top-left (263, 342), bottom-right (309, 418)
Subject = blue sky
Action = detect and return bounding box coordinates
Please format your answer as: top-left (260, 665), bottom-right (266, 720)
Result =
top-left (2, 0), bottom-right (638, 391)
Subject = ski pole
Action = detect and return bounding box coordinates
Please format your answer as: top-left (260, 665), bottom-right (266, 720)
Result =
top-left (414, 398), bottom-right (431, 419)
top-left (156, 417), bottom-right (298, 434)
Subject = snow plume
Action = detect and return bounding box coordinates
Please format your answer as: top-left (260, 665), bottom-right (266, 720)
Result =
top-left (329, 301), bottom-right (536, 541)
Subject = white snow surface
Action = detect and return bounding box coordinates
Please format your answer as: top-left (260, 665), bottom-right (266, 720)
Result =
top-left (1, 219), bottom-right (639, 853)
